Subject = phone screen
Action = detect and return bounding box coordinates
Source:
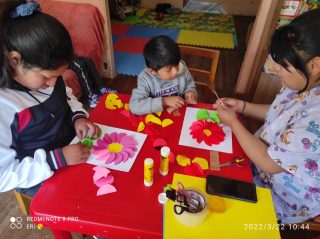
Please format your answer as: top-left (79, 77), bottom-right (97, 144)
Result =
top-left (206, 175), bottom-right (257, 203)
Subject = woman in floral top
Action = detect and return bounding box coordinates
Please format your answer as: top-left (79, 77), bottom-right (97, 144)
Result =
top-left (214, 9), bottom-right (320, 224)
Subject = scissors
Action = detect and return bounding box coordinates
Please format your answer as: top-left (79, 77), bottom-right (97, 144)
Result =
top-left (213, 157), bottom-right (247, 169)
top-left (177, 182), bottom-right (190, 202)
top-left (174, 204), bottom-right (190, 215)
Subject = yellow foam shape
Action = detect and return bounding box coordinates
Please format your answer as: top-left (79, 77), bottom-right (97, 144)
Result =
top-left (162, 119), bottom-right (173, 127)
top-left (145, 115), bottom-right (162, 125)
top-left (176, 155), bottom-right (191, 166)
top-left (192, 157), bottom-right (209, 170)
top-left (164, 174), bottom-right (280, 239)
top-left (105, 99), bottom-right (116, 110)
top-left (145, 114), bottom-right (155, 124)
top-left (155, 111), bottom-right (162, 117)
top-left (124, 103), bottom-right (130, 111)
top-left (177, 30), bottom-right (235, 49)
top-left (106, 93), bottom-right (119, 102)
top-left (115, 99), bottom-right (123, 109)
top-left (137, 122), bottom-right (145, 132)
top-left (207, 195), bottom-right (226, 213)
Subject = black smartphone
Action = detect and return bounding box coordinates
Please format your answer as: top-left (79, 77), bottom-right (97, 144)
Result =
top-left (206, 174), bottom-right (257, 203)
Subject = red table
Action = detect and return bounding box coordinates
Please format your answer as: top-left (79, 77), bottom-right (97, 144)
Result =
top-left (30, 94), bottom-right (252, 239)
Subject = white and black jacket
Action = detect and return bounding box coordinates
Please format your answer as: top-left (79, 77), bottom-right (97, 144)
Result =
top-left (0, 77), bottom-right (87, 192)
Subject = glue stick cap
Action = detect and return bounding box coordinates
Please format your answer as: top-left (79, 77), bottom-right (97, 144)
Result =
top-left (160, 146), bottom-right (170, 157)
top-left (158, 192), bottom-right (168, 204)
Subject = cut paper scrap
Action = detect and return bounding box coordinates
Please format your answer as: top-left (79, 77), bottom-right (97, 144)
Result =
top-left (71, 124), bottom-right (147, 172)
top-left (153, 138), bottom-right (167, 150)
top-left (97, 184), bottom-right (117, 196)
top-left (183, 162), bottom-right (203, 177)
top-left (145, 114), bottom-right (162, 125)
top-left (137, 122), bottom-right (145, 132)
top-left (155, 111), bottom-right (162, 117)
top-left (176, 154), bottom-right (191, 167)
top-left (94, 175), bottom-right (114, 187)
top-left (124, 103), bottom-right (130, 111)
top-left (162, 119), bottom-right (173, 127)
top-left (93, 132), bottom-right (138, 165)
top-left (93, 166), bottom-right (110, 182)
top-left (192, 157), bottom-right (209, 170)
top-left (179, 107), bottom-right (233, 153)
top-left (105, 93), bottom-right (123, 110)
top-left (190, 120), bottom-right (225, 146)
top-left (93, 166), bottom-right (117, 196)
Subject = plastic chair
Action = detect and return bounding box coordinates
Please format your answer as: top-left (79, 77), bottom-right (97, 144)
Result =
top-left (179, 45), bottom-right (220, 103)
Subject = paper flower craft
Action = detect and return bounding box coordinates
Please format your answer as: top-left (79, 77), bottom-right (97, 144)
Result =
top-left (189, 120), bottom-right (225, 146)
top-left (93, 132), bottom-right (138, 165)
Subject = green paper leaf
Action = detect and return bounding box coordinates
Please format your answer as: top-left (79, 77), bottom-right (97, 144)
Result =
top-left (81, 138), bottom-right (93, 148)
top-left (210, 111), bottom-right (220, 124)
top-left (196, 109), bottom-right (209, 120)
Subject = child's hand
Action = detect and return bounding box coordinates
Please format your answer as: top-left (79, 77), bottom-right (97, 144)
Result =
top-left (62, 144), bottom-right (91, 165)
top-left (74, 118), bottom-right (100, 140)
top-left (184, 91), bottom-right (197, 104)
top-left (213, 98), bottom-right (244, 113)
top-left (216, 103), bottom-right (239, 128)
top-left (162, 96), bottom-right (185, 109)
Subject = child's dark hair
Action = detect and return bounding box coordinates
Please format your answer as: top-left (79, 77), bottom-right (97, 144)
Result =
top-left (269, 8), bottom-right (320, 92)
top-left (143, 35), bottom-right (180, 71)
top-left (0, 0), bottom-right (73, 88)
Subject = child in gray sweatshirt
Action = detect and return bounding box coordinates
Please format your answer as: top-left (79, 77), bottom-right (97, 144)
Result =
top-left (129, 35), bottom-right (197, 115)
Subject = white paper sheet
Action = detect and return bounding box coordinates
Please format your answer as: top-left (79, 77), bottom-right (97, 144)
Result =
top-left (178, 107), bottom-right (233, 153)
top-left (71, 123), bottom-right (147, 172)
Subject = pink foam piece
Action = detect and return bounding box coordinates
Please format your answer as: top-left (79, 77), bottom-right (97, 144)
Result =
top-left (93, 166), bottom-right (110, 181)
top-left (94, 175), bottom-right (114, 187)
top-left (97, 184), bottom-right (117, 196)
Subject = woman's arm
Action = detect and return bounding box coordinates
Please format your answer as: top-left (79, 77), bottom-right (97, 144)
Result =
top-left (230, 120), bottom-right (284, 174)
top-left (242, 102), bottom-right (270, 121)
top-left (217, 104), bottom-right (284, 174)
top-left (214, 98), bottom-right (270, 121)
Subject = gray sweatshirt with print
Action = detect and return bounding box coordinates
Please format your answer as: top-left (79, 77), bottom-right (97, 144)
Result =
top-left (129, 61), bottom-right (197, 115)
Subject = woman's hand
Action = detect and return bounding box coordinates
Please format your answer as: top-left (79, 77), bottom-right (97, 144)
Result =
top-left (213, 98), bottom-right (245, 114)
top-left (62, 144), bottom-right (91, 165)
top-left (216, 103), bottom-right (239, 128)
top-left (74, 118), bottom-right (100, 140)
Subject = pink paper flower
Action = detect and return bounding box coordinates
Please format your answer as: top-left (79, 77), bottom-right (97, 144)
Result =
top-left (189, 120), bottom-right (225, 146)
top-left (93, 132), bottom-right (137, 165)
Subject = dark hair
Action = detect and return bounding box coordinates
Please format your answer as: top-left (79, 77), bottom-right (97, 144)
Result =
top-left (269, 8), bottom-right (320, 92)
top-left (143, 35), bottom-right (180, 71)
top-left (0, 0), bottom-right (73, 88)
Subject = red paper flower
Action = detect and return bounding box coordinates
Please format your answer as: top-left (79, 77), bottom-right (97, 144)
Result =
top-left (189, 120), bottom-right (225, 146)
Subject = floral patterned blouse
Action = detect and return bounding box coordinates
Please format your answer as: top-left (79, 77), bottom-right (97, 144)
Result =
top-left (255, 85), bottom-right (320, 224)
